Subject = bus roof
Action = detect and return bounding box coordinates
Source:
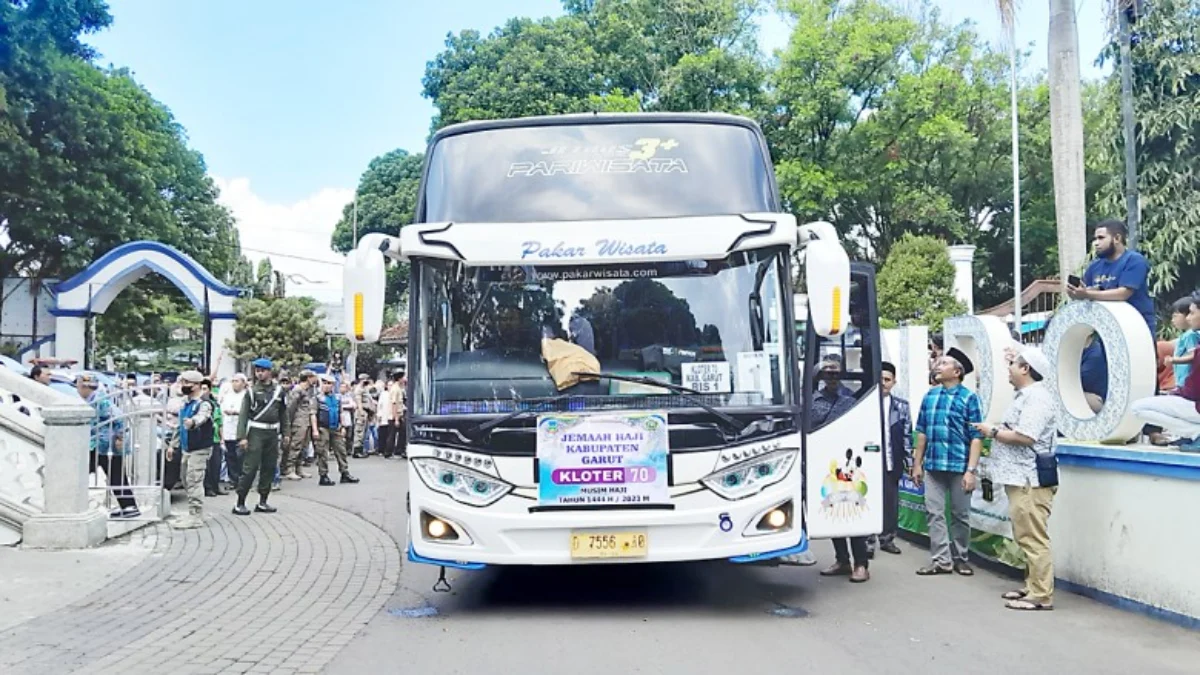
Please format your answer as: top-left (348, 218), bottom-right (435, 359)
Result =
top-left (429, 112), bottom-right (768, 145)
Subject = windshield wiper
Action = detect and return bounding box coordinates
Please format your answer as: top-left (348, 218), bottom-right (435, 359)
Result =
top-left (571, 371), bottom-right (747, 434)
top-left (464, 394), bottom-right (580, 441)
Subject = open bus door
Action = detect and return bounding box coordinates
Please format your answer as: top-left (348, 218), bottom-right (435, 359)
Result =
top-left (801, 263), bottom-right (885, 540)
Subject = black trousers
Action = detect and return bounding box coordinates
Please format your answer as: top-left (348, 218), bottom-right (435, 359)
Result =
top-left (204, 442), bottom-right (223, 493)
top-left (880, 467), bottom-right (903, 543)
top-left (93, 453), bottom-right (137, 510)
top-left (832, 537), bottom-right (870, 569)
top-left (223, 440), bottom-right (243, 487)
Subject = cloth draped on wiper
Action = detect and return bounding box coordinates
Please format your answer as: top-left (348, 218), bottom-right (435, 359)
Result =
top-left (541, 338), bottom-right (600, 390)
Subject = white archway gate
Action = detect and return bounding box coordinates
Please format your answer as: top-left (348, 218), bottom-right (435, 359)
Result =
top-left (50, 241), bottom-right (241, 380)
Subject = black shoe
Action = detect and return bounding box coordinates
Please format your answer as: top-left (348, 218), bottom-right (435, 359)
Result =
top-left (340, 473), bottom-right (360, 484)
top-left (205, 490), bottom-right (218, 498)
top-left (255, 502), bottom-right (277, 513)
top-left (319, 475), bottom-right (336, 486)
top-left (232, 504), bottom-right (250, 516)
top-left (880, 542), bottom-right (903, 555)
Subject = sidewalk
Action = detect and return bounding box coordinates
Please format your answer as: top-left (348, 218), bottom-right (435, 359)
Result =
top-left (0, 482), bottom-right (400, 675)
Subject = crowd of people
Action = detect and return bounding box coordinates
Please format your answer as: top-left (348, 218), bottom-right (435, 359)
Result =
top-left (62, 360), bottom-right (410, 529)
top-left (820, 218), bottom-right (1200, 614)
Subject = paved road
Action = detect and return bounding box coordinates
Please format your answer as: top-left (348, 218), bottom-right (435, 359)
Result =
top-left (0, 492), bottom-right (399, 675)
top-left (304, 458), bottom-right (1200, 675)
top-left (2, 456), bottom-right (1197, 674)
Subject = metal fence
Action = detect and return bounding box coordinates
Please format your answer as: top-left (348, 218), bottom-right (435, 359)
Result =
top-left (87, 384), bottom-right (178, 521)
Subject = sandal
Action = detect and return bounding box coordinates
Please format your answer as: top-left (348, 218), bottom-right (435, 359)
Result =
top-left (1002, 590), bottom-right (1028, 600)
top-left (1006, 599), bottom-right (1053, 611)
top-left (953, 562), bottom-right (975, 576)
top-left (915, 565), bottom-right (953, 576)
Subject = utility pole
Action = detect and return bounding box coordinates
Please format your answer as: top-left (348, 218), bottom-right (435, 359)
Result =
top-left (1119, 2), bottom-right (1140, 248)
top-left (1009, 17), bottom-right (1023, 336)
top-left (348, 194), bottom-right (359, 380)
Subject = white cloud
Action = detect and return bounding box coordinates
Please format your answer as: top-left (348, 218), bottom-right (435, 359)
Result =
top-left (214, 176), bottom-right (351, 305)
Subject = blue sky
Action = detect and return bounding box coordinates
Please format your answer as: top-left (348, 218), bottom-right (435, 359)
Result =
top-left (85, 0), bottom-right (1110, 301)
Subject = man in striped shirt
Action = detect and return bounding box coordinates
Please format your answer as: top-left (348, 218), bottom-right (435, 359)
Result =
top-left (912, 347), bottom-right (984, 577)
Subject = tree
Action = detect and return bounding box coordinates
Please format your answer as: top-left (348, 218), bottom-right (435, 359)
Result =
top-left (1046, 0), bottom-right (1090, 282)
top-left (254, 259), bottom-right (274, 298)
top-left (770, 2), bottom-right (1023, 284)
top-left (2, 1), bottom-right (242, 359)
top-left (229, 296), bottom-right (325, 371)
top-left (422, 0), bottom-right (767, 130)
top-left (1095, 0), bottom-right (1200, 304)
top-left (330, 149), bottom-right (424, 306)
top-left (875, 234), bottom-right (967, 329)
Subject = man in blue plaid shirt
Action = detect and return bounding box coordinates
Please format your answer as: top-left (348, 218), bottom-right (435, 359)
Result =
top-left (912, 347), bottom-right (984, 576)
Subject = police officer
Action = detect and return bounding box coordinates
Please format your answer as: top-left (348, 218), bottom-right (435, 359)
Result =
top-left (314, 374), bottom-right (360, 486)
top-left (283, 370), bottom-right (318, 480)
top-left (234, 358), bottom-right (285, 515)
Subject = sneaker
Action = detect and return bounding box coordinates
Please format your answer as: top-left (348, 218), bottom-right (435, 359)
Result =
top-left (271, 483), bottom-right (282, 491)
top-left (120, 506), bottom-right (141, 519)
top-left (232, 504), bottom-right (251, 516)
top-left (299, 471), bottom-right (313, 479)
top-left (255, 502), bottom-right (277, 513)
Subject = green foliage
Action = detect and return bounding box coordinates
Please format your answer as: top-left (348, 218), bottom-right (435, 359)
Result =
top-left (876, 233), bottom-right (966, 329)
top-left (1, 0), bottom-right (242, 358)
top-left (254, 258), bottom-right (274, 298)
top-left (421, 0), bottom-right (766, 130)
top-left (230, 296), bottom-right (325, 371)
top-left (1096, 0), bottom-right (1200, 302)
top-left (329, 149), bottom-right (423, 306)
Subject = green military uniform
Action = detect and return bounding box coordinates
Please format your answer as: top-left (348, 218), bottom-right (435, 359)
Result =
top-left (352, 379), bottom-right (375, 457)
top-left (283, 374), bottom-right (317, 478)
top-left (235, 359), bottom-right (285, 514)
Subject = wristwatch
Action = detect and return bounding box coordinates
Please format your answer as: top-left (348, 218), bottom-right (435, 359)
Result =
top-left (989, 426), bottom-right (1000, 439)
top-left (967, 465), bottom-right (978, 474)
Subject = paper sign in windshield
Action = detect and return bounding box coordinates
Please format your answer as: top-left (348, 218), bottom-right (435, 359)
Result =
top-left (736, 351), bottom-right (774, 400)
top-left (682, 361), bottom-right (731, 394)
top-left (537, 412), bottom-right (669, 506)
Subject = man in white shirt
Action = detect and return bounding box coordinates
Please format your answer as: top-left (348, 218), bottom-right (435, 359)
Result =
top-left (972, 346), bottom-right (1059, 611)
top-left (869, 361), bottom-right (911, 557)
top-left (219, 374), bottom-right (249, 490)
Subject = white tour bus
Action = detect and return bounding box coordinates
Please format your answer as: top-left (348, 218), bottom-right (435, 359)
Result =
top-left (343, 113), bottom-right (885, 581)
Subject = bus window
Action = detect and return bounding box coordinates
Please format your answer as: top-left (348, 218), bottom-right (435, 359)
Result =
top-left (805, 272), bottom-right (879, 432)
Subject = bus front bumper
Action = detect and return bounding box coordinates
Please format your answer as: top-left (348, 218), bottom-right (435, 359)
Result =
top-left (407, 482), bottom-right (808, 567)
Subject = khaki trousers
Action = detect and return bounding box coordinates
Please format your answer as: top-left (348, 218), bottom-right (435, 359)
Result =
top-left (1006, 484), bottom-right (1057, 604)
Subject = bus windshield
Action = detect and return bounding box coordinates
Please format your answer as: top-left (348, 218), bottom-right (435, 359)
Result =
top-left (411, 248), bottom-right (793, 417)
top-left (422, 121), bottom-right (775, 223)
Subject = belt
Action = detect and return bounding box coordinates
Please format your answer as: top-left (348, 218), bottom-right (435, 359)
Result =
top-left (248, 421), bottom-right (280, 430)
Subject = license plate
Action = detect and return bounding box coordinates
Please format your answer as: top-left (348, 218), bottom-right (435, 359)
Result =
top-left (570, 531), bottom-right (649, 559)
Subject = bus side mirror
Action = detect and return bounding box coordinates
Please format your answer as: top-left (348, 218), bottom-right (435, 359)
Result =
top-left (800, 222), bottom-right (850, 339)
top-left (343, 237), bottom-right (391, 343)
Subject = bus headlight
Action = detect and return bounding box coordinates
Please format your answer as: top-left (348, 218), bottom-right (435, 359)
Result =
top-left (412, 458), bottom-right (513, 507)
top-left (701, 450), bottom-right (798, 501)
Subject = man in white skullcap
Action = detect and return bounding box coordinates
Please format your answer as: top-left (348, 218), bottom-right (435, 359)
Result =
top-left (973, 346), bottom-right (1059, 611)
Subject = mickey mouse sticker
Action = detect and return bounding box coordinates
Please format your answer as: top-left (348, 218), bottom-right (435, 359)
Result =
top-left (820, 448), bottom-right (869, 521)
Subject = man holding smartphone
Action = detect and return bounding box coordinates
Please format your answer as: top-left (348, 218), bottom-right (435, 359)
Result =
top-left (1065, 220), bottom-right (1155, 338)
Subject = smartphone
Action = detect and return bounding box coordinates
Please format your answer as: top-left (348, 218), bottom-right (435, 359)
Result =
top-left (1067, 274), bottom-right (1082, 288)
top-left (981, 477), bottom-right (994, 502)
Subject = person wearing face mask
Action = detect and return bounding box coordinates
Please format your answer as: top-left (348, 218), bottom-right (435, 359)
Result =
top-left (169, 370), bottom-right (215, 529)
